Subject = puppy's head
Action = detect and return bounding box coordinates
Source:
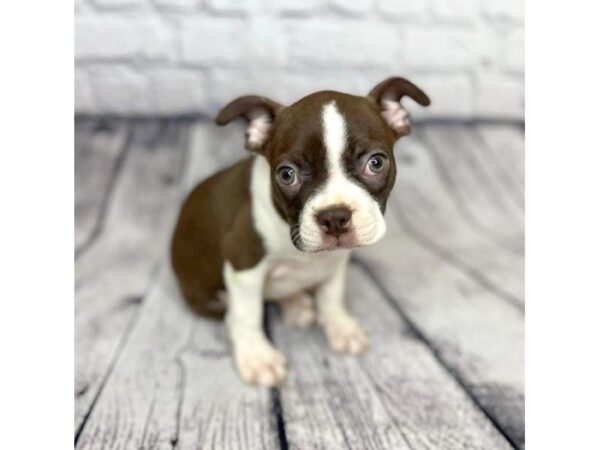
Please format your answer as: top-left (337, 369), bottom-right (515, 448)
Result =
top-left (216, 77), bottom-right (430, 252)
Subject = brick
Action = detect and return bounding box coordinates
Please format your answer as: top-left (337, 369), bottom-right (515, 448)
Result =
top-left (245, 18), bottom-right (288, 65)
top-left (203, 69), bottom-right (252, 109)
top-left (271, 0), bottom-right (322, 16)
top-left (287, 21), bottom-right (398, 68)
top-left (88, 66), bottom-right (152, 114)
top-left (91, 0), bottom-right (146, 11)
top-left (376, 0), bottom-right (429, 21)
top-left (281, 70), bottom-right (372, 103)
top-left (483, 0), bottom-right (523, 23)
top-left (73, 0), bottom-right (524, 119)
top-left (153, 0), bottom-right (198, 11)
top-left (206, 0), bottom-right (258, 14)
top-left (329, 0), bottom-right (373, 16)
top-left (502, 29), bottom-right (524, 74)
top-left (181, 18), bottom-right (286, 66)
top-left (429, 0), bottom-right (481, 24)
top-left (181, 18), bottom-right (245, 65)
top-left (205, 68), bottom-right (370, 115)
top-left (404, 27), bottom-right (495, 70)
top-left (74, 69), bottom-right (95, 113)
top-left (148, 68), bottom-right (208, 113)
top-left (473, 73), bottom-right (523, 119)
top-left (409, 74), bottom-right (473, 119)
top-left (75, 16), bottom-right (173, 62)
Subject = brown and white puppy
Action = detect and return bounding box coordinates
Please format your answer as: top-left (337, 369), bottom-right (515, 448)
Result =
top-left (171, 77), bottom-right (430, 386)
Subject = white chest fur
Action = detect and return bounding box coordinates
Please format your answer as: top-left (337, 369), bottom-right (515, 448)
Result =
top-left (249, 155), bottom-right (350, 300)
top-left (264, 250), bottom-right (348, 299)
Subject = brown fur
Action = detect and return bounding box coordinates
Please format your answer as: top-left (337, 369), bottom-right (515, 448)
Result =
top-left (170, 158), bottom-right (264, 319)
top-left (171, 78), bottom-right (430, 320)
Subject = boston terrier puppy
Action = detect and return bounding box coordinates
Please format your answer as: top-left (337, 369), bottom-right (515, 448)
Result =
top-left (171, 77), bottom-right (430, 386)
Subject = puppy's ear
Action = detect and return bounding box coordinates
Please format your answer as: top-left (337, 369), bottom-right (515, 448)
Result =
top-left (368, 77), bottom-right (430, 138)
top-left (215, 95), bottom-right (284, 151)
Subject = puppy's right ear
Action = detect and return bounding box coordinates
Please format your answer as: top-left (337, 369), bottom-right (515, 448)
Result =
top-left (368, 77), bottom-right (430, 138)
top-left (215, 95), bottom-right (283, 151)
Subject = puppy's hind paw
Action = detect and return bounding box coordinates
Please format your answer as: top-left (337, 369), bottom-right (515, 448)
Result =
top-left (282, 292), bottom-right (316, 329)
top-left (324, 317), bottom-right (369, 355)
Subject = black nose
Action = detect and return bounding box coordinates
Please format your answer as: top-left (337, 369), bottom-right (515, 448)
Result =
top-left (316, 207), bottom-right (352, 237)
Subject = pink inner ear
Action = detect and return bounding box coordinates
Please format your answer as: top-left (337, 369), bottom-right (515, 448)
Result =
top-left (381, 99), bottom-right (411, 134)
top-left (246, 112), bottom-right (272, 148)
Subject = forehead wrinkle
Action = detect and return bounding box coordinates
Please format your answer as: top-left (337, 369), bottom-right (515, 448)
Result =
top-left (321, 101), bottom-right (347, 176)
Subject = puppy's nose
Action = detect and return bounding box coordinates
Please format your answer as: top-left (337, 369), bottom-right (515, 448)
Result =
top-left (316, 207), bottom-right (352, 237)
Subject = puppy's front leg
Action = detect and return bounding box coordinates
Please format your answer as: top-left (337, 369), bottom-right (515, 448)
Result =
top-left (224, 261), bottom-right (287, 386)
top-left (315, 256), bottom-right (368, 355)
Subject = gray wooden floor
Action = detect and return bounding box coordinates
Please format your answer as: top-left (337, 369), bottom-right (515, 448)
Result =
top-left (75, 118), bottom-right (524, 450)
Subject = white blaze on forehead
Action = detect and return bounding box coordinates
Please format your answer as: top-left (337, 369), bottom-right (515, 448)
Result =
top-left (295, 100), bottom-right (387, 252)
top-left (322, 102), bottom-right (347, 176)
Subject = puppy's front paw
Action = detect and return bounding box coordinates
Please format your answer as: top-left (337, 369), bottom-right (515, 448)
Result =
top-left (324, 316), bottom-right (369, 355)
top-left (234, 338), bottom-right (287, 387)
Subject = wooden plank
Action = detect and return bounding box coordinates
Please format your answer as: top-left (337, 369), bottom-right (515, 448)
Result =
top-left (391, 132), bottom-right (524, 308)
top-left (182, 120), bottom-right (246, 191)
top-left (76, 269), bottom-right (279, 450)
top-left (75, 118), bottom-right (130, 255)
top-left (475, 124), bottom-right (524, 198)
top-left (75, 120), bottom-right (188, 433)
top-left (356, 208), bottom-right (525, 448)
top-left (76, 120), bottom-right (279, 449)
top-left (75, 119), bottom-right (524, 448)
top-left (420, 125), bottom-right (524, 252)
top-left (269, 265), bottom-right (514, 450)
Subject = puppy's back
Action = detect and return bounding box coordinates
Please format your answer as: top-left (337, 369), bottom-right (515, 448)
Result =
top-left (171, 157), bottom-right (254, 319)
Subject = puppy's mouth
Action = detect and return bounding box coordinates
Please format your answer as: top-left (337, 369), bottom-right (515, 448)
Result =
top-left (291, 229), bottom-right (366, 252)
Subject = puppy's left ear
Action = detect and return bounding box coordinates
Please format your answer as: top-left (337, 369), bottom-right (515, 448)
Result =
top-left (368, 77), bottom-right (431, 138)
top-left (216, 95), bottom-right (284, 151)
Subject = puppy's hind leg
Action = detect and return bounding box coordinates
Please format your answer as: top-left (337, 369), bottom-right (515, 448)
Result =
top-left (281, 291), bottom-right (316, 328)
top-left (178, 280), bottom-right (227, 320)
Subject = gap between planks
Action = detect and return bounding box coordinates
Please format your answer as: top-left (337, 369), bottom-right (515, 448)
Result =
top-left (393, 128), bottom-right (524, 313)
top-left (75, 119), bottom-right (523, 449)
top-left (417, 127), bottom-right (523, 256)
top-left (352, 258), bottom-right (522, 450)
top-left (75, 119), bottom-right (192, 437)
top-left (74, 263), bottom-right (161, 446)
top-left (75, 121), bottom-right (132, 259)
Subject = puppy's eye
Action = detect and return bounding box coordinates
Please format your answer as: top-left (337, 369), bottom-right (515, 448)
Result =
top-left (363, 153), bottom-right (388, 176)
top-left (276, 165), bottom-right (298, 186)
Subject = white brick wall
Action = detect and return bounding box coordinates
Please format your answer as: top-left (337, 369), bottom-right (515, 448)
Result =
top-left (75, 0), bottom-right (524, 119)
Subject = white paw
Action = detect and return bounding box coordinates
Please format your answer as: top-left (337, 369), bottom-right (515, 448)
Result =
top-left (233, 338), bottom-right (287, 387)
top-left (324, 316), bottom-right (369, 355)
top-left (282, 292), bottom-right (316, 329)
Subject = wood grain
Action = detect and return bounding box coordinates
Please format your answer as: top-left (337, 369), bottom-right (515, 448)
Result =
top-left (77, 123), bottom-right (279, 449)
top-left (182, 120), bottom-right (246, 191)
top-left (390, 132), bottom-right (524, 308)
top-left (475, 124), bottom-right (524, 199)
top-left (269, 266), bottom-right (514, 450)
top-left (356, 206), bottom-right (525, 448)
top-left (75, 120), bottom-right (187, 433)
top-left (75, 119), bottom-right (130, 255)
top-left (74, 119), bottom-right (525, 449)
top-left (76, 269), bottom-right (279, 450)
top-left (419, 125), bottom-right (524, 252)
